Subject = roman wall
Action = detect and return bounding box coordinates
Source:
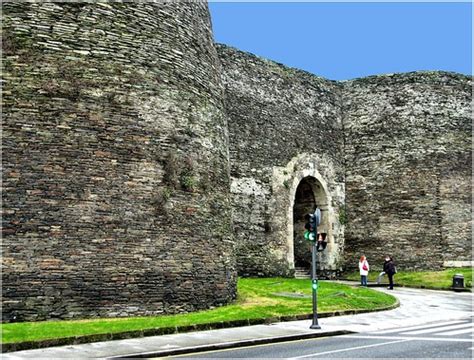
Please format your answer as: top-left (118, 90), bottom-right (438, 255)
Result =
top-left (2, 2), bottom-right (236, 322)
top-left (2, 1), bottom-right (471, 323)
top-left (342, 72), bottom-right (472, 271)
top-left (217, 45), bottom-right (346, 277)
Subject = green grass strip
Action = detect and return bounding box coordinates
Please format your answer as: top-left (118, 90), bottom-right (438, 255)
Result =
top-left (344, 267), bottom-right (472, 289)
top-left (1, 278), bottom-right (396, 344)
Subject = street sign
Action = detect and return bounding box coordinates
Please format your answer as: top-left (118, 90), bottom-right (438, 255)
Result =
top-left (314, 208), bottom-right (321, 226)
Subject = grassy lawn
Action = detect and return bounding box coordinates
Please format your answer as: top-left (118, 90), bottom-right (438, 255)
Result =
top-left (344, 267), bottom-right (472, 289)
top-left (1, 278), bottom-right (396, 344)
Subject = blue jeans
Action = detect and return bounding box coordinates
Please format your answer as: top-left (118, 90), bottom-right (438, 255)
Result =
top-left (361, 275), bottom-right (368, 286)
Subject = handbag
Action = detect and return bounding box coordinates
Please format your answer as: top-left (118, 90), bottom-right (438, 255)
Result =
top-left (362, 262), bottom-right (368, 271)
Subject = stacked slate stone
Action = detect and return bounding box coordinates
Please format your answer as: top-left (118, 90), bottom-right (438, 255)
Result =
top-left (2, 1), bottom-right (471, 323)
top-left (2, 2), bottom-right (236, 322)
top-left (217, 45), bottom-right (346, 277)
top-left (342, 72), bottom-right (472, 270)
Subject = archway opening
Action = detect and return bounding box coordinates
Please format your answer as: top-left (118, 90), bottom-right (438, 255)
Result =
top-left (293, 176), bottom-right (329, 271)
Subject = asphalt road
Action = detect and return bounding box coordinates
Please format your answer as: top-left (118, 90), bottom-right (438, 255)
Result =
top-left (169, 317), bottom-right (473, 359)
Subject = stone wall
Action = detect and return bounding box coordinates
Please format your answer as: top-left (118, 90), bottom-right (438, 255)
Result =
top-left (217, 45), bottom-right (346, 277)
top-left (342, 72), bottom-right (472, 271)
top-left (2, 1), bottom-right (471, 323)
top-left (2, 2), bottom-right (236, 322)
top-left (219, 43), bottom-right (471, 276)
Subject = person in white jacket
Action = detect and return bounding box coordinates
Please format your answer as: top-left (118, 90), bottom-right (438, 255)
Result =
top-left (358, 255), bottom-right (369, 286)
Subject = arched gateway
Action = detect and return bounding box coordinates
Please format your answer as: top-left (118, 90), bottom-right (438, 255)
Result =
top-left (292, 176), bottom-right (331, 273)
top-left (271, 154), bottom-right (344, 278)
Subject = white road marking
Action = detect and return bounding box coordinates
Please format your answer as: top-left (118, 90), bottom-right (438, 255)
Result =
top-left (159, 344), bottom-right (180, 349)
top-left (343, 334), bottom-right (474, 343)
top-left (375, 320), bottom-right (465, 334)
top-left (403, 322), bottom-right (472, 335)
top-left (436, 326), bottom-right (474, 336)
top-left (288, 339), bottom-right (411, 359)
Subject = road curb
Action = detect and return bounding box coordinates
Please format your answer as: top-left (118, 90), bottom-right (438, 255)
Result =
top-left (108, 330), bottom-right (354, 359)
top-left (2, 298), bottom-right (400, 353)
top-left (338, 279), bottom-right (472, 292)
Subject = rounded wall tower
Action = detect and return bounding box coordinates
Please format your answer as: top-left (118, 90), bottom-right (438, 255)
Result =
top-left (2, 2), bottom-right (236, 321)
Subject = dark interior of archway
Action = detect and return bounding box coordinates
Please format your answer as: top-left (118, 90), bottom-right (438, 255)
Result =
top-left (293, 179), bottom-right (316, 269)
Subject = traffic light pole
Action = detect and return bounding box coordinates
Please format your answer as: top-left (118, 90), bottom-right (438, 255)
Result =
top-left (310, 224), bottom-right (321, 330)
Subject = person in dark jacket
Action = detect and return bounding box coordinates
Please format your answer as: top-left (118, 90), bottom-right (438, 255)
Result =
top-left (383, 256), bottom-right (396, 290)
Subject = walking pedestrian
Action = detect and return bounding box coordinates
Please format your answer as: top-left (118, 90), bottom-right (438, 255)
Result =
top-left (358, 255), bottom-right (369, 286)
top-left (383, 256), bottom-right (396, 290)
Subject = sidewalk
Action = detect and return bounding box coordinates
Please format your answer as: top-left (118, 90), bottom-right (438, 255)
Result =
top-left (3, 287), bottom-right (472, 359)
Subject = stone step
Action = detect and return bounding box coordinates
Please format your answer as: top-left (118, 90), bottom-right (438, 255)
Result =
top-left (294, 268), bottom-right (311, 279)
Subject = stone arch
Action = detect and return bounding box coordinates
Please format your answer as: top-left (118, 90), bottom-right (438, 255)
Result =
top-left (269, 153), bottom-right (341, 275)
top-left (292, 176), bottom-right (330, 270)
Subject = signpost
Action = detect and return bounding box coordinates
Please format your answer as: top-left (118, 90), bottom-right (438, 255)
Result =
top-left (310, 208), bottom-right (321, 330)
top-left (304, 207), bottom-right (327, 330)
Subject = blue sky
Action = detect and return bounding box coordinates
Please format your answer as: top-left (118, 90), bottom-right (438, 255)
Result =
top-left (209, 2), bottom-right (472, 81)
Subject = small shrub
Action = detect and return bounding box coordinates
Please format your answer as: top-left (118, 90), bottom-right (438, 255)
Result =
top-left (163, 152), bottom-right (179, 188)
top-left (180, 175), bottom-right (197, 192)
top-left (184, 127), bottom-right (195, 137)
top-left (180, 155), bottom-right (197, 192)
top-left (339, 208), bottom-right (347, 225)
top-left (155, 187), bottom-right (172, 208)
top-left (162, 187), bottom-right (172, 202)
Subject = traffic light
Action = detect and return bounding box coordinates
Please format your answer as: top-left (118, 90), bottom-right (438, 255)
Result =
top-left (309, 214), bottom-right (317, 233)
top-left (304, 214), bottom-right (317, 242)
top-left (304, 209), bottom-right (327, 250)
top-left (316, 233), bottom-right (327, 252)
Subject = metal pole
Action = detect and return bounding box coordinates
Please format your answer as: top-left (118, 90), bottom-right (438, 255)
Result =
top-left (310, 224), bottom-right (321, 330)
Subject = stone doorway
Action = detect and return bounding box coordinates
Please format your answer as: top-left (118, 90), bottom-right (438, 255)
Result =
top-left (293, 176), bottom-right (329, 273)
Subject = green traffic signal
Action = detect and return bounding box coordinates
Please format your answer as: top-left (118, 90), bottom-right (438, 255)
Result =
top-left (304, 230), bottom-right (316, 242)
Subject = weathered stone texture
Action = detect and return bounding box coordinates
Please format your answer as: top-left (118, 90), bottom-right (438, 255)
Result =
top-left (342, 72), bottom-right (472, 271)
top-left (2, 2), bottom-right (236, 322)
top-left (2, 1), bottom-right (471, 323)
top-left (218, 45), bottom-right (346, 276)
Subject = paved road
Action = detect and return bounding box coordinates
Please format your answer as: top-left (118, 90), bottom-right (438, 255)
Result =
top-left (170, 317), bottom-right (473, 358)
